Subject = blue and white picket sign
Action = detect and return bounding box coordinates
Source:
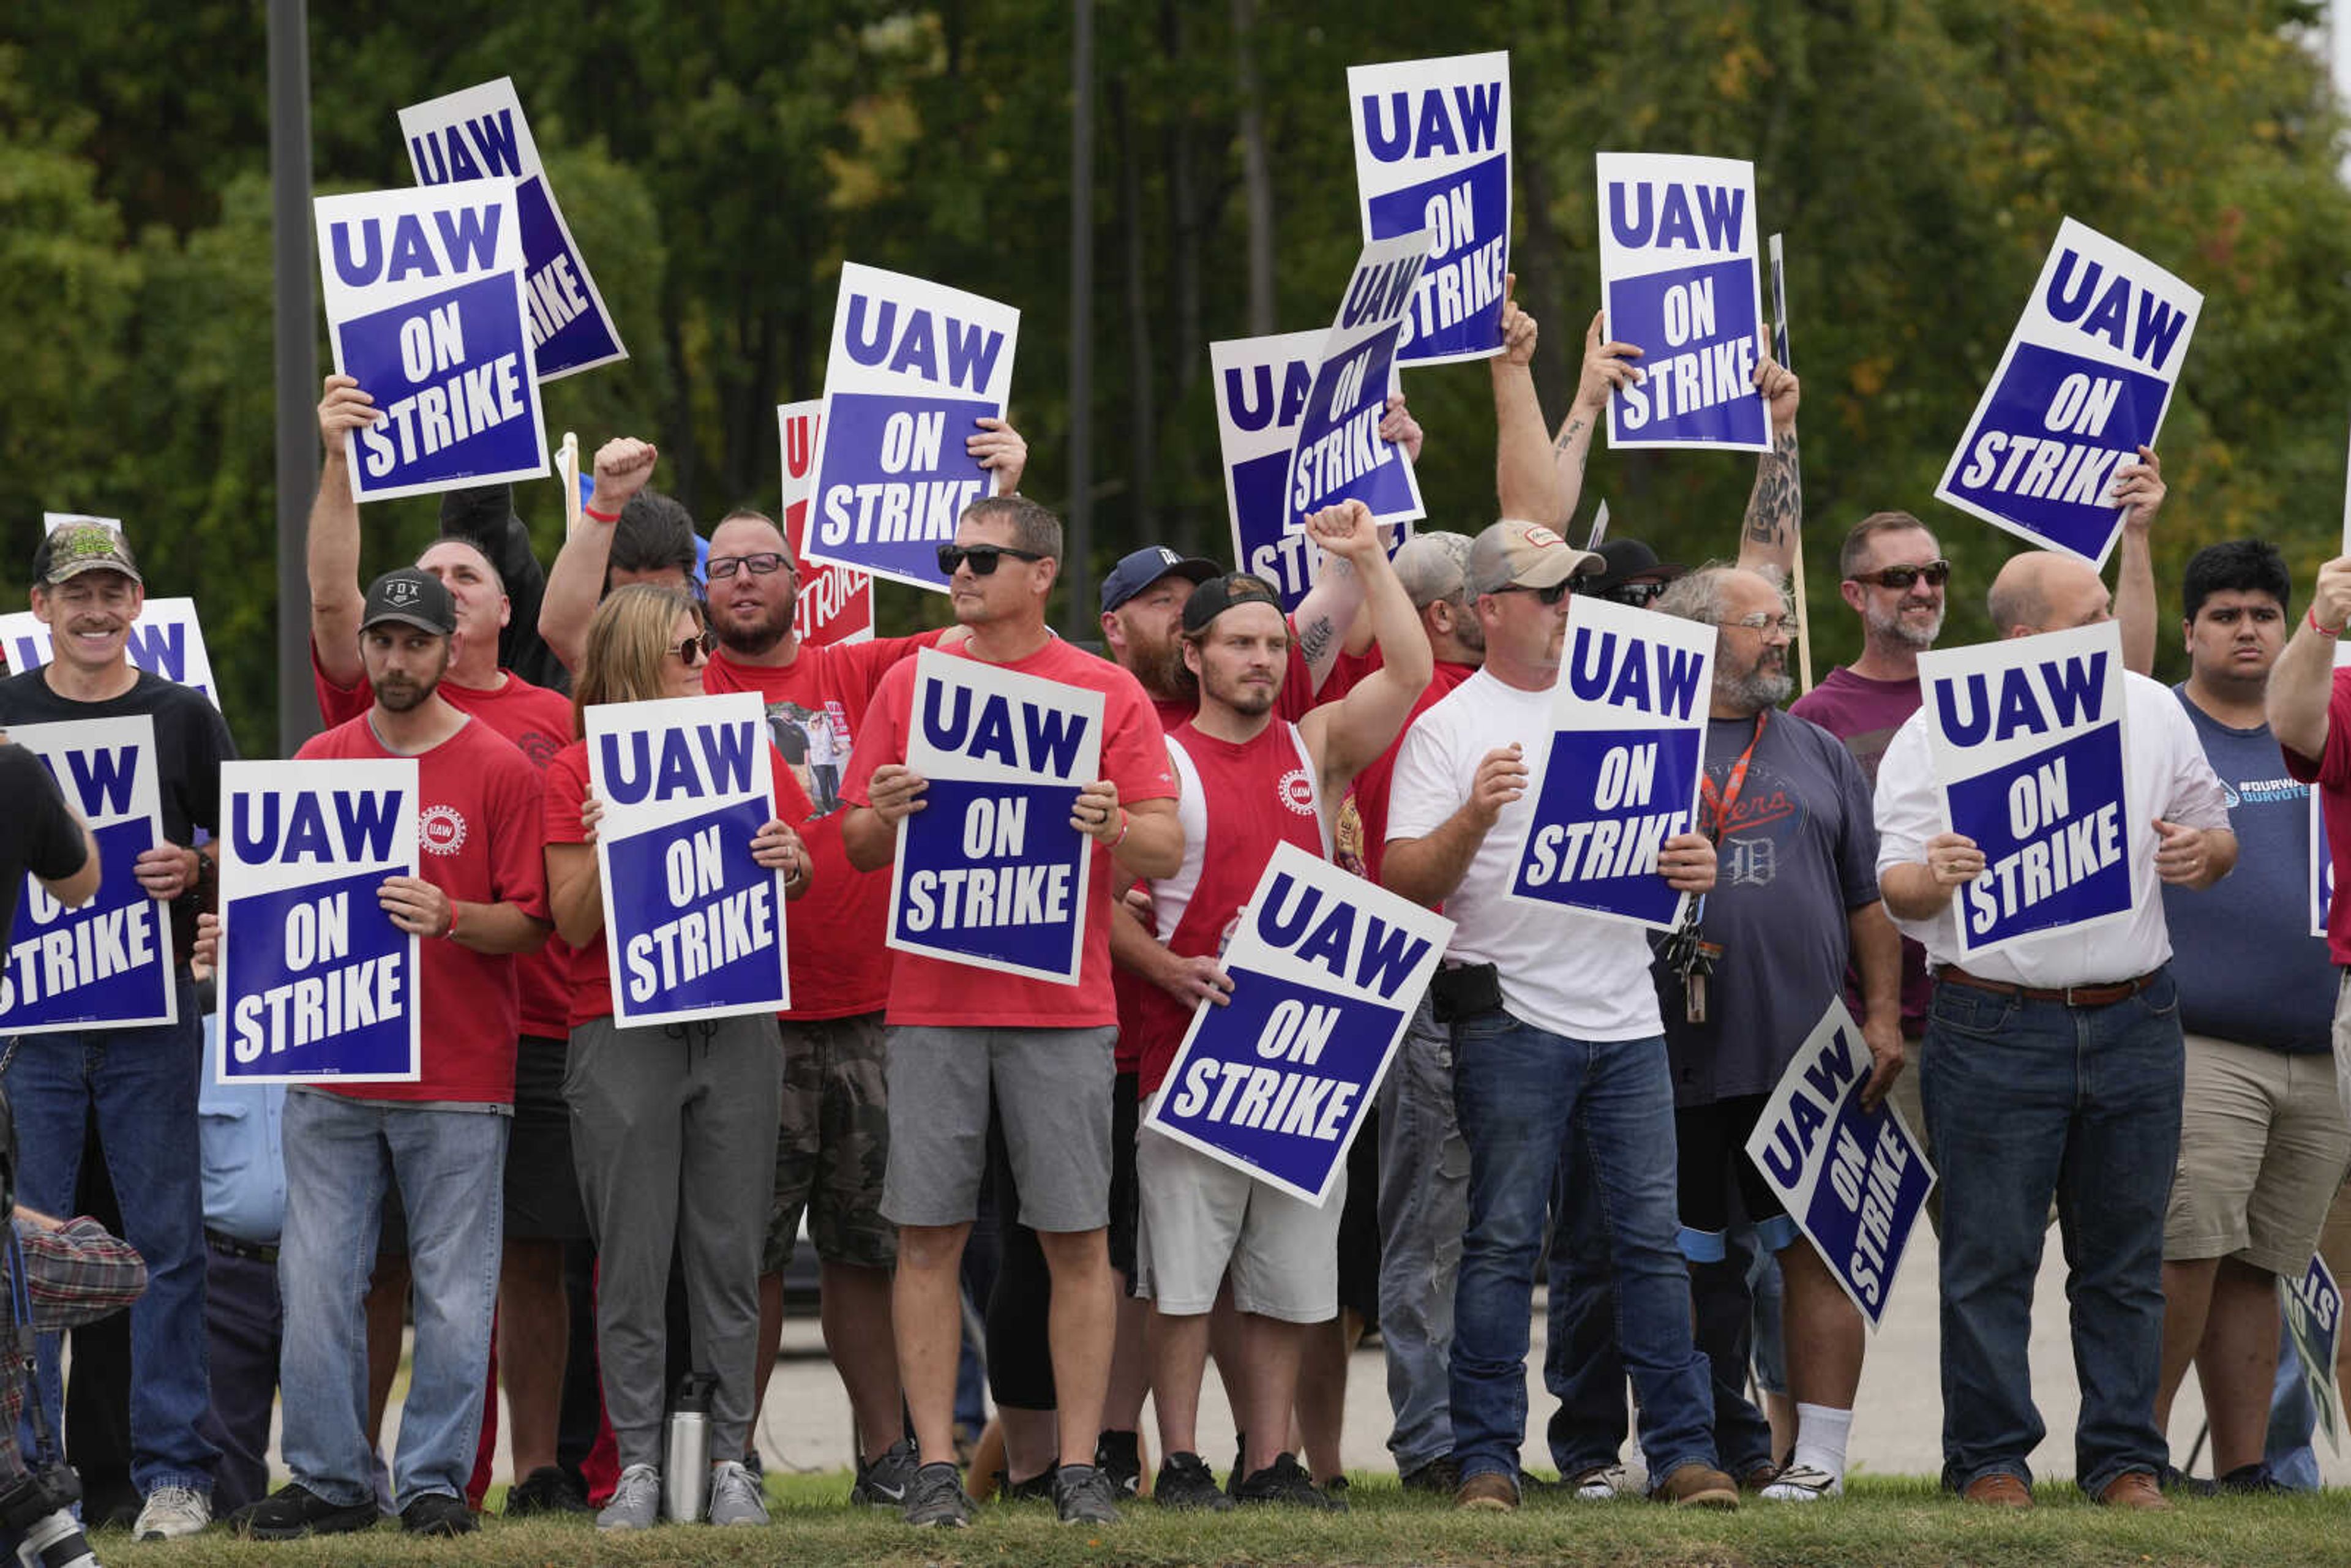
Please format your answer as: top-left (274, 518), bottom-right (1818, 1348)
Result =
top-left (1918, 620), bottom-right (2132, 958)
top-left (1347, 51), bottom-right (1510, 367)
top-left (1284, 233), bottom-right (1433, 533)
top-left (313, 182), bottom-right (548, 503)
top-left (0, 598), bottom-right (220, 708)
top-left (1743, 999), bottom-right (1936, 1330)
top-left (399, 77), bottom-right (628, 383)
top-left (2281, 1251), bottom-right (2344, 1454)
top-left (1935, 219), bottom-right (2201, 568)
top-left (801, 264), bottom-right (1021, 593)
top-left (1595, 152), bottom-right (1768, 452)
top-left (2312, 786), bottom-right (2333, 941)
top-left (1768, 231), bottom-right (1791, 370)
top-left (217, 759), bottom-right (419, 1084)
top-left (0, 718), bottom-right (175, 1034)
top-left (890, 650), bottom-right (1103, 985)
top-left (1145, 842), bottom-right (1452, 1206)
top-left (1505, 594), bottom-right (1714, 930)
top-left (587, 691), bottom-right (790, 1027)
top-left (1211, 332), bottom-right (1410, 615)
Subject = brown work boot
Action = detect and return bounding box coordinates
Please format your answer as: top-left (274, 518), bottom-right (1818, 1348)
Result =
top-left (1454, 1471), bottom-right (1518, 1512)
top-left (2094, 1471), bottom-right (2173, 1512)
top-left (1960, 1472), bottom-right (2034, 1509)
top-left (1651, 1462), bottom-right (1739, 1509)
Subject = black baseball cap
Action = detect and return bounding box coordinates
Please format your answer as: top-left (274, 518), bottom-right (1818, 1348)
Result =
top-left (1588, 538), bottom-right (1685, 600)
top-left (1180, 572), bottom-right (1284, 634)
top-left (361, 568), bottom-right (457, 636)
top-left (1101, 545), bottom-right (1220, 614)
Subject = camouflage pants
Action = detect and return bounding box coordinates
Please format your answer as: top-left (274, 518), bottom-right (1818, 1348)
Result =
top-left (763, 1010), bottom-right (896, 1272)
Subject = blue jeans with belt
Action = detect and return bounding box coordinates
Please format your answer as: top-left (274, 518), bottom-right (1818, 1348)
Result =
top-left (1921, 968), bottom-right (2183, 1495)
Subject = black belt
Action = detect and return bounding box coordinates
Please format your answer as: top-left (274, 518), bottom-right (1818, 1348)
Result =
top-left (206, 1229), bottom-right (277, 1265)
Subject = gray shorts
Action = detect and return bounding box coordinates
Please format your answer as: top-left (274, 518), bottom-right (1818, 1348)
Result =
top-left (1133, 1106), bottom-right (1343, 1324)
top-left (882, 1024), bottom-right (1117, 1232)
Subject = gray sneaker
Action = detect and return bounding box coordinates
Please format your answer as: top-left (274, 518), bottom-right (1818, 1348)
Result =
top-left (705, 1460), bottom-right (768, 1526)
top-left (1052, 1463), bottom-right (1120, 1526)
top-left (852, 1438), bottom-right (919, 1507)
top-left (596, 1465), bottom-right (661, 1532)
top-left (902, 1461), bottom-right (975, 1528)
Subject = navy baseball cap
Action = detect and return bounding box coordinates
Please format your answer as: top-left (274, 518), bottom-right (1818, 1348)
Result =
top-left (1100, 545), bottom-right (1220, 614)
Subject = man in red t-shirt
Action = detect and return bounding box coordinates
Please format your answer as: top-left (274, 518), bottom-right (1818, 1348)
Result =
top-left (841, 495), bottom-right (1180, 1529)
top-left (308, 375), bottom-right (586, 1514)
top-left (233, 569), bottom-right (550, 1541)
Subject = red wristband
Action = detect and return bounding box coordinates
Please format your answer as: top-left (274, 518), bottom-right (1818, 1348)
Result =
top-left (443, 902), bottom-right (462, 941)
top-left (2311, 606), bottom-right (2341, 639)
top-left (582, 504), bottom-right (620, 524)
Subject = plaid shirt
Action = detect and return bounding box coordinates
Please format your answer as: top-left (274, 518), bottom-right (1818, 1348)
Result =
top-left (0, 1217), bottom-right (146, 1480)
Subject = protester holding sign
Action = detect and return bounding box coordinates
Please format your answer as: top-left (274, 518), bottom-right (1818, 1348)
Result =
top-left (2142, 541), bottom-right (2349, 1493)
top-left (226, 568), bottom-right (550, 1540)
top-left (1647, 565), bottom-right (1903, 1502)
top-left (839, 495), bottom-right (1179, 1528)
top-left (1383, 518), bottom-right (1735, 1513)
top-left (1875, 551), bottom-right (2234, 1511)
top-left (541, 585), bottom-right (811, 1532)
top-left (0, 523), bottom-right (233, 1542)
top-left (1112, 500), bottom-right (1430, 1510)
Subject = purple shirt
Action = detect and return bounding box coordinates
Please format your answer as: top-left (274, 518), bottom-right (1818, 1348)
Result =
top-left (1791, 666), bottom-right (1932, 1036)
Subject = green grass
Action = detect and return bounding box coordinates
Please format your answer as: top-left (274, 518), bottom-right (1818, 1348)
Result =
top-left (92, 1472), bottom-right (2350, 1567)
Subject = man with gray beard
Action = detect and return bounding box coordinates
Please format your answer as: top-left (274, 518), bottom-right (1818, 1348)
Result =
top-left (1648, 565), bottom-right (1905, 1502)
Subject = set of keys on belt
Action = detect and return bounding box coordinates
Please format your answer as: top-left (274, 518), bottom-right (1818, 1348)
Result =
top-left (1659, 899), bottom-right (1722, 1025)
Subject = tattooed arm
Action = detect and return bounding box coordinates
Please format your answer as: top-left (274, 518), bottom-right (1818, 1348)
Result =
top-left (1552, 310), bottom-right (1644, 531)
top-left (1737, 354), bottom-right (1801, 582)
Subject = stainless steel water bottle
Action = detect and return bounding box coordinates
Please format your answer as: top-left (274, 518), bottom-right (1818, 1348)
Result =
top-left (662, 1372), bottom-right (717, 1523)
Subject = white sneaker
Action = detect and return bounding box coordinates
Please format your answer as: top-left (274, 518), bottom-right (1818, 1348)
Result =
top-left (705, 1460), bottom-right (769, 1526)
top-left (1566, 1464), bottom-right (1627, 1501)
top-left (597, 1464), bottom-right (662, 1531)
top-left (136, 1484), bottom-right (213, 1540)
top-left (1761, 1461), bottom-right (1842, 1501)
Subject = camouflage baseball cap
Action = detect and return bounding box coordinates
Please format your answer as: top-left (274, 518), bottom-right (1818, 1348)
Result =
top-left (34, 523), bottom-right (141, 587)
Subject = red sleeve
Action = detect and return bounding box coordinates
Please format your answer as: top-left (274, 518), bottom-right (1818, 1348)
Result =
top-left (846, 626), bottom-right (950, 691)
top-left (485, 750), bottom-right (549, 923)
top-left (1101, 680), bottom-right (1176, 804)
top-left (2282, 666), bottom-right (2351, 786)
top-left (309, 639), bottom-right (372, 728)
top-left (767, 741), bottom-right (815, 823)
top-left (544, 744), bottom-right (593, 844)
top-left (841, 661), bottom-right (915, 808)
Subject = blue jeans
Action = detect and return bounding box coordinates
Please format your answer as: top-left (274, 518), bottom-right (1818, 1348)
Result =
top-left (1450, 1011), bottom-right (1715, 1485)
top-left (1921, 970), bottom-right (2182, 1495)
top-left (4, 981), bottom-right (218, 1496)
top-left (1376, 996), bottom-right (1469, 1474)
top-left (277, 1090), bottom-right (506, 1509)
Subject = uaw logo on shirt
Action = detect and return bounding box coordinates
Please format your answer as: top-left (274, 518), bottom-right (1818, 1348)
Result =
top-left (1278, 765), bottom-right (1316, 817)
top-left (419, 803), bottom-right (468, 857)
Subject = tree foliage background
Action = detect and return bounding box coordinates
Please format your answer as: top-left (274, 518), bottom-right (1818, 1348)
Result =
top-left (4, 0), bottom-right (2349, 755)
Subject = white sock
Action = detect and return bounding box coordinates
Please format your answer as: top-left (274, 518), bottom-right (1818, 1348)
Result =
top-left (1791, 1403), bottom-right (1853, 1484)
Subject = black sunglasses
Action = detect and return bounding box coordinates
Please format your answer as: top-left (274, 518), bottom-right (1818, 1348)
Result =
top-left (1848, 560), bottom-right (1952, 590)
top-left (1602, 580), bottom-right (1668, 608)
top-left (937, 544), bottom-right (1048, 577)
top-left (1493, 579), bottom-right (1578, 606)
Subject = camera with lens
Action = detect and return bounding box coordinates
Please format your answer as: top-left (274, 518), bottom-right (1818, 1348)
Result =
top-left (0, 1463), bottom-right (95, 1568)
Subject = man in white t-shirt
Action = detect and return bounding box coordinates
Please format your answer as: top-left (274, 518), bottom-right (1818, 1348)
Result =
top-left (1383, 519), bottom-right (1734, 1513)
top-left (1873, 550), bottom-right (2235, 1512)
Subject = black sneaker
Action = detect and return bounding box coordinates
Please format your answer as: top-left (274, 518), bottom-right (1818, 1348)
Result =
top-left (231, 1483), bottom-right (380, 1540)
top-left (994, 1467), bottom-right (1057, 1503)
top-left (1400, 1455), bottom-right (1461, 1495)
top-left (853, 1438), bottom-right (919, 1507)
top-left (1153, 1452), bottom-right (1235, 1512)
top-left (399, 1493), bottom-right (477, 1537)
top-left (1052, 1463), bottom-right (1120, 1526)
top-left (902, 1461), bottom-right (975, 1528)
top-left (2219, 1463), bottom-right (2285, 1495)
top-left (1233, 1452), bottom-right (1346, 1511)
top-left (2156, 1462), bottom-right (2218, 1498)
top-left (504, 1465), bottom-right (590, 1517)
top-left (1095, 1430), bottom-right (1143, 1497)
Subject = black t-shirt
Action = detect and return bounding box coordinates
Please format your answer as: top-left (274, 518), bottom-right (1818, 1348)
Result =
top-left (0, 668), bottom-right (235, 846)
top-left (0, 745), bottom-right (91, 939)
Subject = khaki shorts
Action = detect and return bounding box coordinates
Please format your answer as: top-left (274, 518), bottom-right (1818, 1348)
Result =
top-left (1133, 1099), bottom-right (1343, 1324)
top-left (763, 1011), bottom-right (895, 1274)
top-left (2164, 1032), bottom-right (2351, 1275)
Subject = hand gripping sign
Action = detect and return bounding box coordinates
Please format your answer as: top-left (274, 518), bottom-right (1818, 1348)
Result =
top-left (0, 718), bottom-right (175, 1034)
top-left (587, 692), bottom-right (792, 1027)
top-left (1506, 595), bottom-right (1714, 929)
top-left (1146, 843), bottom-right (1452, 1206)
top-left (315, 182), bottom-right (549, 503)
top-left (399, 78), bottom-right (627, 383)
top-left (1595, 152), bottom-right (1768, 452)
top-left (2280, 1251), bottom-right (2344, 1453)
top-left (1348, 51), bottom-right (1511, 366)
top-left (1283, 233), bottom-right (1433, 533)
top-left (217, 760), bottom-right (419, 1084)
top-left (1918, 620), bottom-right (2132, 957)
top-left (1937, 219), bottom-right (2201, 568)
top-left (1744, 1000), bottom-right (1937, 1330)
top-left (778, 400), bottom-right (874, 645)
top-left (1211, 332), bottom-right (1411, 615)
top-left (802, 264), bottom-right (1020, 593)
top-left (1, 598), bottom-right (220, 707)
top-left (890, 650), bottom-right (1103, 985)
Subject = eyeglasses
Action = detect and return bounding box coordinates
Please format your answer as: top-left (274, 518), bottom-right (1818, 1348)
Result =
top-left (1847, 560), bottom-right (1951, 590)
top-left (1492, 579), bottom-right (1578, 606)
top-left (670, 630), bottom-right (716, 664)
top-left (1603, 581), bottom-right (1668, 609)
top-left (706, 552), bottom-right (790, 581)
top-left (937, 544), bottom-right (1048, 577)
top-left (1722, 612), bottom-right (1800, 637)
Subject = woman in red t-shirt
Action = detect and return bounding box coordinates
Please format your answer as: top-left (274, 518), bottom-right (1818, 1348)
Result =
top-left (541, 585), bottom-right (811, 1531)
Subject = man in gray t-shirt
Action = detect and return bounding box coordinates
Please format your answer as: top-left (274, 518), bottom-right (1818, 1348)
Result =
top-left (1646, 566), bottom-right (1906, 1502)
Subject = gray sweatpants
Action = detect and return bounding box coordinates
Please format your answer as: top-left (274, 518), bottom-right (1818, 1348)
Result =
top-left (566, 1011), bottom-right (784, 1469)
